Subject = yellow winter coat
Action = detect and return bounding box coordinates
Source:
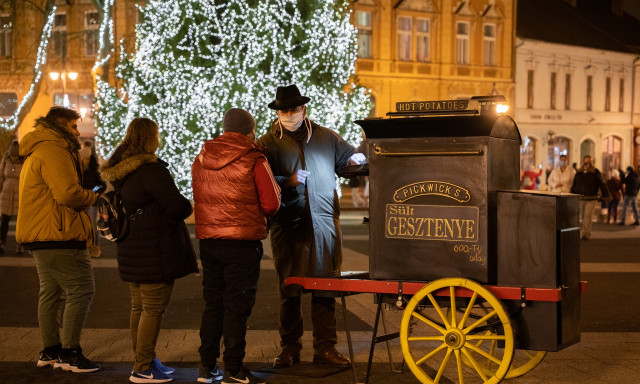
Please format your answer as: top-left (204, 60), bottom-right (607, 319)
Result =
top-left (16, 117), bottom-right (96, 248)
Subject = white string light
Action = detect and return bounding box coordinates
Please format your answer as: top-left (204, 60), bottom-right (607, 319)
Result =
top-left (0, 6), bottom-right (57, 131)
top-left (95, 0), bottom-right (372, 198)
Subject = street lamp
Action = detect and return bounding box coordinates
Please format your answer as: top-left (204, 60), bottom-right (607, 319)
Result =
top-left (49, 70), bottom-right (78, 107)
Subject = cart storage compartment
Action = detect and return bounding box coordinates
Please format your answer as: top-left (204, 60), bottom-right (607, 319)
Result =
top-left (357, 112), bottom-right (521, 284)
top-left (497, 191), bottom-right (581, 351)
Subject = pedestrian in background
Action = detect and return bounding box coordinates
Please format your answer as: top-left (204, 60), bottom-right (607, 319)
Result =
top-left (192, 108), bottom-right (280, 384)
top-left (257, 84), bottom-right (365, 369)
top-left (17, 106), bottom-right (100, 373)
top-left (606, 169), bottom-right (622, 224)
top-left (79, 141), bottom-right (105, 258)
top-left (0, 139), bottom-right (24, 254)
top-left (570, 155), bottom-right (610, 240)
top-left (617, 165), bottom-right (640, 226)
top-left (547, 154), bottom-right (575, 193)
top-left (101, 117), bottom-right (197, 384)
top-left (521, 164), bottom-right (542, 190)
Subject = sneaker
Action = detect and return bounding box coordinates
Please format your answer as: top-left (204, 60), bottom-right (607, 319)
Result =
top-left (197, 365), bottom-right (223, 383)
top-left (153, 357), bottom-right (174, 375)
top-left (54, 347), bottom-right (100, 373)
top-left (222, 367), bottom-right (267, 384)
top-left (129, 364), bottom-right (173, 383)
top-left (37, 344), bottom-right (61, 368)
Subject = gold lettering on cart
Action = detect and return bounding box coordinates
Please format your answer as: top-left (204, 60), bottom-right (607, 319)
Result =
top-left (393, 181), bottom-right (471, 203)
top-left (396, 100), bottom-right (469, 112)
top-left (386, 204), bottom-right (479, 242)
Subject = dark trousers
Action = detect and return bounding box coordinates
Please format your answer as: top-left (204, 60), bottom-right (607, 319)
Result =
top-left (279, 294), bottom-right (338, 353)
top-left (198, 239), bottom-right (262, 372)
top-left (1, 214), bottom-right (11, 243)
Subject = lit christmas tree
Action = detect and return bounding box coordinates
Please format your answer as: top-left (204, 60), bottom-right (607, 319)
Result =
top-left (95, 0), bottom-right (371, 198)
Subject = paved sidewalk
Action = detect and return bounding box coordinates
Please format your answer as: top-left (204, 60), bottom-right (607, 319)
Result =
top-left (1, 213), bottom-right (640, 383)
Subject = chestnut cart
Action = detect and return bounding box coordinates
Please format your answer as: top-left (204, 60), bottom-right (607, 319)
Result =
top-left (285, 97), bottom-right (586, 384)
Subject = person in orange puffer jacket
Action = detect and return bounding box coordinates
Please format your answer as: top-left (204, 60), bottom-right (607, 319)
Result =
top-left (191, 108), bottom-right (280, 384)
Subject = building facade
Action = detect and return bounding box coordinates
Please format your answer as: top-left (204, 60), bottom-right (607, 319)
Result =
top-left (350, 0), bottom-right (516, 116)
top-left (0, 0), bottom-right (139, 141)
top-left (3, 0), bottom-right (517, 141)
top-left (514, 0), bottom-right (640, 181)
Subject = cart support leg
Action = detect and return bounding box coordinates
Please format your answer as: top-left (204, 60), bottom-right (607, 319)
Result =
top-left (381, 307), bottom-right (404, 373)
top-left (365, 295), bottom-right (383, 384)
top-left (340, 294), bottom-right (358, 384)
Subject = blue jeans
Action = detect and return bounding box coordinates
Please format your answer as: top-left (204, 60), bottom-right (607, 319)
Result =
top-left (620, 195), bottom-right (639, 224)
top-left (31, 248), bottom-right (95, 349)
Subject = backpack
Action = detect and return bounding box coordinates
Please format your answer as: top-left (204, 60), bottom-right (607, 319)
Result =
top-left (96, 189), bottom-right (129, 242)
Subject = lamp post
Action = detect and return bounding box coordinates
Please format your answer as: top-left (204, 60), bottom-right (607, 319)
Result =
top-left (49, 70), bottom-right (78, 107)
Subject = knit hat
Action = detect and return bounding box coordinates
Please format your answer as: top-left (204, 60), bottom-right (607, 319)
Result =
top-left (222, 108), bottom-right (255, 135)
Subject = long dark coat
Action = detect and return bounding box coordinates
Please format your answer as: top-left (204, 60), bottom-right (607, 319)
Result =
top-left (258, 120), bottom-right (355, 296)
top-left (0, 155), bottom-right (23, 216)
top-left (101, 154), bottom-right (195, 283)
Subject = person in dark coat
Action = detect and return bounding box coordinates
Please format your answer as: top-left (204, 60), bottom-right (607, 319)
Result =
top-left (617, 166), bottom-right (640, 226)
top-left (257, 84), bottom-right (366, 368)
top-left (0, 140), bottom-right (24, 254)
top-left (570, 155), bottom-right (610, 240)
top-left (80, 141), bottom-right (106, 258)
top-left (101, 117), bottom-right (195, 383)
top-left (606, 170), bottom-right (622, 224)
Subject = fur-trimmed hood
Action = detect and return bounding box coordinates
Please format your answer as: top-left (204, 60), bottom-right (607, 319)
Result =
top-left (20, 117), bottom-right (81, 157)
top-left (100, 154), bottom-right (158, 183)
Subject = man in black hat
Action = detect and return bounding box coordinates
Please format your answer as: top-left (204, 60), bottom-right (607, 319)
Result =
top-left (258, 85), bottom-right (365, 368)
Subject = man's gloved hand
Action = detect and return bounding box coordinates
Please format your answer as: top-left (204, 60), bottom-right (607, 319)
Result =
top-left (349, 153), bottom-right (366, 165)
top-left (288, 169), bottom-right (310, 186)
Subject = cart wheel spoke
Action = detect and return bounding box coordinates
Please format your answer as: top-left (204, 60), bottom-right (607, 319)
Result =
top-left (434, 347), bottom-right (453, 384)
top-left (426, 293), bottom-right (451, 329)
top-left (463, 309), bottom-right (497, 334)
top-left (459, 292), bottom-right (478, 328)
top-left (411, 312), bottom-right (447, 335)
top-left (462, 347), bottom-right (489, 382)
top-left (466, 334), bottom-right (506, 341)
top-left (409, 336), bottom-right (446, 342)
top-left (449, 286), bottom-right (457, 328)
top-left (453, 349), bottom-right (465, 384)
top-left (415, 343), bottom-right (448, 366)
top-left (465, 343), bottom-right (503, 365)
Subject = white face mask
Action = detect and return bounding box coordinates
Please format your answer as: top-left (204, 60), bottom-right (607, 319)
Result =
top-left (279, 111), bottom-right (305, 132)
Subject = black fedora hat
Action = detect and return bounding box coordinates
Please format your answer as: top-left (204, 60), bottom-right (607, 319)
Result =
top-left (268, 84), bottom-right (311, 110)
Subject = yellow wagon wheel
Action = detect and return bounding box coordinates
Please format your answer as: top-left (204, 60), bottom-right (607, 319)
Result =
top-left (400, 278), bottom-right (515, 384)
top-left (447, 304), bottom-right (546, 379)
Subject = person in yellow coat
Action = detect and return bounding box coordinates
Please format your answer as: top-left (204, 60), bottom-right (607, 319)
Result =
top-left (17, 106), bottom-right (101, 373)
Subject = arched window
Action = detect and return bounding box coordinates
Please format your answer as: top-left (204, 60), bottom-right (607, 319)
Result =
top-left (602, 136), bottom-right (622, 179)
top-left (520, 136), bottom-right (536, 172)
top-left (547, 136), bottom-right (571, 168)
top-left (368, 94), bottom-right (376, 118)
top-left (580, 139), bottom-right (595, 164)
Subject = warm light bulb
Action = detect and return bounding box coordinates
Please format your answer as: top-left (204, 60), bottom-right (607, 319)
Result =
top-left (496, 104), bottom-right (509, 114)
top-left (68, 72), bottom-right (78, 80)
top-left (49, 72), bottom-right (60, 80)
top-left (80, 107), bottom-right (87, 118)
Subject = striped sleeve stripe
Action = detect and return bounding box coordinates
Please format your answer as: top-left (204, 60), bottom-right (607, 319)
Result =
top-left (262, 161), bottom-right (281, 205)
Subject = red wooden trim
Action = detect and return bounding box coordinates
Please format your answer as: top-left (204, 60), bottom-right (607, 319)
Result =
top-left (285, 277), bottom-right (566, 302)
top-left (580, 280), bottom-right (588, 294)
